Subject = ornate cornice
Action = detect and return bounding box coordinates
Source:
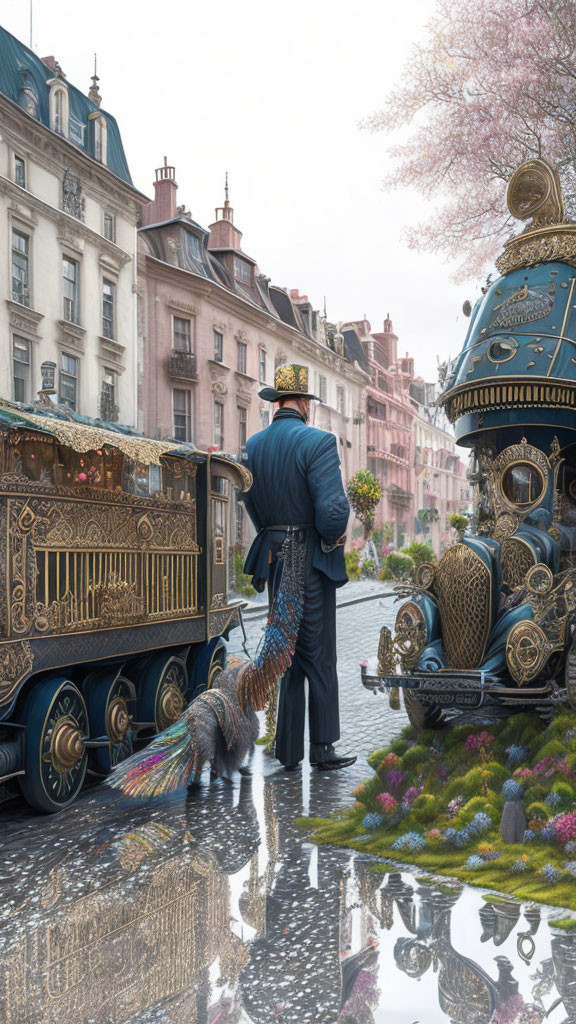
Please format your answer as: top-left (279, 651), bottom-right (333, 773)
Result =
top-left (6, 300), bottom-right (44, 339)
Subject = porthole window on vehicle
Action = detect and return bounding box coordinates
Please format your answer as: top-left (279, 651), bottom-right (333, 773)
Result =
top-left (501, 462), bottom-right (545, 507)
top-left (487, 336), bottom-right (519, 362)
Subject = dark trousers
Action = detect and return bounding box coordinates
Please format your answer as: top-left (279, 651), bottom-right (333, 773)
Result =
top-left (271, 547), bottom-right (340, 766)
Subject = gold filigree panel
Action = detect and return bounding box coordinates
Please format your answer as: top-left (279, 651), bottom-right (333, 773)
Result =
top-left (432, 544), bottom-right (492, 669)
top-left (0, 639), bottom-right (34, 706)
top-left (501, 537), bottom-right (536, 589)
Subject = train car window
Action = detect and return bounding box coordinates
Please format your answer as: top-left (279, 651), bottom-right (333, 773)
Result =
top-left (14, 438), bottom-right (56, 482)
top-left (212, 475), bottom-right (229, 497)
top-left (502, 462), bottom-right (545, 507)
top-left (123, 459), bottom-right (150, 496)
top-left (162, 458), bottom-right (196, 501)
top-left (55, 446), bottom-right (120, 489)
top-left (213, 498), bottom-right (226, 564)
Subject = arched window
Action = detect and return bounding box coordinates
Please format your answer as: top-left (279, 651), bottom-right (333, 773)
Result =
top-left (49, 81), bottom-right (69, 137)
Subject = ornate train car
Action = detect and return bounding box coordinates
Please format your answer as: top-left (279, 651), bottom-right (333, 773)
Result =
top-left (0, 398), bottom-right (250, 811)
top-left (362, 159), bottom-right (576, 726)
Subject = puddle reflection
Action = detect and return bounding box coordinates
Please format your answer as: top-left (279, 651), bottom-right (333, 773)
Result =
top-left (1, 763), bottom-right (575, 1023)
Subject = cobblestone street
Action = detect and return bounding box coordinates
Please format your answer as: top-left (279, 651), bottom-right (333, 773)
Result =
top-left (229, 586), bottom-right (406, 777)
top-left (1, 592), bottom-right (572, 1024)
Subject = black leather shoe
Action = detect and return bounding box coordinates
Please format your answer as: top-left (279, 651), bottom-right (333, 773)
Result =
top-left (283, 762), bottom-right (301, 771)
top-left (309, 743), bottom-right (357, 771)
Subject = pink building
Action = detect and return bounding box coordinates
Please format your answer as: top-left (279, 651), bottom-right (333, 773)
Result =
top-left (345, 317), bottom-right (416, 547)
top-left (138, 163), bottom-right (369, 544)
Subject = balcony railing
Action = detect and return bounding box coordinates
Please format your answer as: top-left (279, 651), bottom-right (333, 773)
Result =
top-left (387, 485), bottom-right (413, 508)
top-left (169, 349), bottom-right (197, 380)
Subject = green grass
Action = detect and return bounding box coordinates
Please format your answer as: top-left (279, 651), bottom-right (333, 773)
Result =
top-left (299, 710), bottom-right (576, 911)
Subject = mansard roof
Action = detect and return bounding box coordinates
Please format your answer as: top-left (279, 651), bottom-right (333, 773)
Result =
top-left (0, 24), bottom-right (132, 184)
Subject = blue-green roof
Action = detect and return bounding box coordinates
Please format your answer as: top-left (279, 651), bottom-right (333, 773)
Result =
top-left (0, 24), bottom-right (132, 184)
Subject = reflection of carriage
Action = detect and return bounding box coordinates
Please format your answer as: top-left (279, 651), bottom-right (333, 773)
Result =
top-left (0, 398), bottom-right (249, 811)
top-left (362, 160), bottom-right (576, 725)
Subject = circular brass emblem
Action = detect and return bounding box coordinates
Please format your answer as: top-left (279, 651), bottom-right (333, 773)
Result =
top-left (158, 681), bottom-right (185, 729)
top-left (487, 337), bottom-right (519, 363)
top-left (106, 695), bottom-right (132, 743)
top-left (526, 563), bottom-right (554, 595)
top-left (49, 717), bottom-right (85, 771)
top-left (415, 562), bottom-right (435, 590)
top-left (505, 620), bottom-right (549, 685)
top-left (506, 159), bottom-right (564, 223)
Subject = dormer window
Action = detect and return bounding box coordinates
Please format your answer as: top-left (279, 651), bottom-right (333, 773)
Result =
top-left (234, 257), bottom-right (251, 285)
top-left (89, 112), bottom-right (108, 164)
top-left (49, 81), bottom-right (69, 137)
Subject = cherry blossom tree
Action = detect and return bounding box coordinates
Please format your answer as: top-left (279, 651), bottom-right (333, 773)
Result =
top-left (364, 0), bottom-right (576, 279)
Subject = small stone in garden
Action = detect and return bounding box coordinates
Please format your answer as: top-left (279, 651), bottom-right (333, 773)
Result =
top-left (500, 801), bottom-right (527, 843)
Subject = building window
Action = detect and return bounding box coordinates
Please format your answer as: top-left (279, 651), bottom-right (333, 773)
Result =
top-left (188, 233), bottom-right (200, 257)
top-left (173, 389), bottom-right (192, 442)
top-left (103, 212), bottom-right (116, 242)
top-left (53, 88), bottom-right (65, 134)
top-left (337, 385), bottom-right (346, 415)
top-left (173, 316), bottom-right (192, 353)
top-left (100, 368), bottom-right (119, 422)
top-left (258, 348), bottom-right (266, 383)
top-left (214, 401), bottom-right (224, 448)
top-left (102, 280), bottom-right (115, 339)
top-left (260, 408), bottom-right (270, 429)
top-left (238, 406), bottom-right (247, 449)
top-left (234, 257), bottom-right (251, 284)
top-left (317, 374), bottom-right (327, 403)
top-left (13, 336), bottom-right (31, 402)
top-left (69, 115), bottom-right (85, 146)
top-left (14, 155), bottom-right (26, 189)
top-left (237, 342), bottom-right (247, 375)
top-left (63, 258), bottom-right (79, 324)
top-left (11, 229), bottom-right (30, 306)
top-left (60, 353), bottom-right (79, 410)
top-left (213, 330), bottom-right (223, 363)
top-left (93, 114), bottom-right (107, 163)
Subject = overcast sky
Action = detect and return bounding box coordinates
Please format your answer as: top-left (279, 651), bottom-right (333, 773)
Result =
top-left (2, 0), bottom-right (478, 382)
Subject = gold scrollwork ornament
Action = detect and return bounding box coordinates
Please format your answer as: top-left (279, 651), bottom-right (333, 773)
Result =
top-left (505, 620), bottom-right (550, 685)
top-left (526, 563), bottom-right (554, 595)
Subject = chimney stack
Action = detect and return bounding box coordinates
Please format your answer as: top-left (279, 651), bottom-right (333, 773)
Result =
top-left (141, 157), bottom-right (178, 226)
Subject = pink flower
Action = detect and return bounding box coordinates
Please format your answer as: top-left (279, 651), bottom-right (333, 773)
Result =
top-left (380, 753), bottom-right (401, 769)
top-left (376, 792), bottom-right (398, 814)
top-left (553, 812), bottom-right (576, 843)
top-left (464, 731), bottom-right (494, 753)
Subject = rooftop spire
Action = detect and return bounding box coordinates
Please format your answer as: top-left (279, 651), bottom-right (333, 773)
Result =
top-left (89, 53), bottom-right (101, 107)
top-left (215, 171), bottom-right (234, 223)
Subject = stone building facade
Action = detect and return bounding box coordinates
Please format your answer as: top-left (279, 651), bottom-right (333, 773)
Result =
top-left (0, 27), bottom-right (144, 424)
top-left (411, 385), bottom-right (471, 555)
top-left (138, 163), bottom-right (370, 542)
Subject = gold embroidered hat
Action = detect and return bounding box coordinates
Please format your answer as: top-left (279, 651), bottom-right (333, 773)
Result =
top-left (259, 363), bottom-right (321, 402)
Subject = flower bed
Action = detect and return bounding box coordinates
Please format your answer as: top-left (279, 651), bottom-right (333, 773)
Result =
top-left (300, 711), bottom-right (576, 909)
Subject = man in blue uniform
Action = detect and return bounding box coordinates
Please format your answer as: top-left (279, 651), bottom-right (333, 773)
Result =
top-left (243, 363), bottom-right (356, 772)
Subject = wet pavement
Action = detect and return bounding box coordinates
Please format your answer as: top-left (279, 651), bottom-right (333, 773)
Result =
top-left (1, 594), bottom-right (576, 1023)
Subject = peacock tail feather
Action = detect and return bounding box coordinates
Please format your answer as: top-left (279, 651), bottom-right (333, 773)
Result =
top-left (107, 529), bottom-right (306, 798)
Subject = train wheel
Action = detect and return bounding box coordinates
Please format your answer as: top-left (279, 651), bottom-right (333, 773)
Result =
top-left (19, 677), bottom-right (88, 813)
top-left (136, 654), bottom-right (189, 733)
top-left (84, 669), bottom-right (135, 773)
top-left (404, 690), bottom-right (446, 731)
top-left (207, 645), bottom-right (226, 689)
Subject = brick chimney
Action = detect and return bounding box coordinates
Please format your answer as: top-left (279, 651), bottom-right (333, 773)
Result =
top-left (208, 173), bottom-right (243, 250)
top-left (141, 158), bottom-right (178, 226)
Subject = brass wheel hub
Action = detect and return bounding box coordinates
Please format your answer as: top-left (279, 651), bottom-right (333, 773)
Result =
top-left (50, 717), bottom-right (85, 771)
top-left (158, 681), bottom-right (185, 728)
top-left (106, 695), bottom-right (132, 743)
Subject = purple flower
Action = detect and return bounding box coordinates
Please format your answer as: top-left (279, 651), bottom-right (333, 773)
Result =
top-left (387, 769), bottom-right (407, 792)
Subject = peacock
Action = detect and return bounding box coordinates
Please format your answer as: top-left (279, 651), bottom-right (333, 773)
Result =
top-left (107, 530), bottom-right (306, 799)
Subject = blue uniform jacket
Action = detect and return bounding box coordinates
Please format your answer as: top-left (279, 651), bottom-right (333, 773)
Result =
top-left (242, 408), bottom-right (350, 588)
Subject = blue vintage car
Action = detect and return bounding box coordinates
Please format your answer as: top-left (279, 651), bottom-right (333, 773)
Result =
top-left (362, 159), bottom-right (576, 726)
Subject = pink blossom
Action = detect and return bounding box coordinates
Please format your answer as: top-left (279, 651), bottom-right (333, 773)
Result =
top-left (553, 812), bottom-right (576, 843)
top-left (376, 792), bottom-right (399, 814)
top-left (465, 731), bottom-right (495, 753)
top-left (361, 0), bottom-right (576, 280)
